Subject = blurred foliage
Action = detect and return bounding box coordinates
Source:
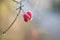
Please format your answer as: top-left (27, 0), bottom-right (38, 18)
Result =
top-left (52, 0), bottom-right (60, 12)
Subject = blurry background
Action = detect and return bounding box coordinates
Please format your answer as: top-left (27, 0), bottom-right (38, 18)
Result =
top-left (0, 0), bottom-right (60, 40)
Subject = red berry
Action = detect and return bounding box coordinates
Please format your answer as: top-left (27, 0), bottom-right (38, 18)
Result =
top-left (27, 11), bottom-right (32, 20)
top-left (23, 11), bottom-right (32, 22)
top-left (23, 14), bottom-right (29, 22)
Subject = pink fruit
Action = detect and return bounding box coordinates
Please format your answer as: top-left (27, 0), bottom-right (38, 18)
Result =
top-left (23, 11), bottom-right (32, 22)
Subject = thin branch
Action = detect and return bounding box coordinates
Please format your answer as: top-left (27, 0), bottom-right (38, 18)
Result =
top-left (2, 0), bottom-right (23, 34)
top-left (3, 9), bottom-right (21, 34)
top-left (13, 0), bottom-right (20, 3)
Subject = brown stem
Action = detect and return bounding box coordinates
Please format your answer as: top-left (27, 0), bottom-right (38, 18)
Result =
top-left (3, 9), bottom-right (21, 34)
top-left (2, 0), bottom-right (23, 34)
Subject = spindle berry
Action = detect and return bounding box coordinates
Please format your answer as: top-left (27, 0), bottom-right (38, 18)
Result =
top-left (23, 11), bottom-right (32, 22)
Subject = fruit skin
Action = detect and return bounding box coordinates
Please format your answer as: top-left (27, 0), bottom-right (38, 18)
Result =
top-left (23, 11), bottom-right (32, 22)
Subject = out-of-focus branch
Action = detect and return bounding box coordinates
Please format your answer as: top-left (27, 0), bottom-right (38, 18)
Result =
top-left (13, 0), bottom-right (20, 3)
top-left (2, 0), bottom-right (23, 34)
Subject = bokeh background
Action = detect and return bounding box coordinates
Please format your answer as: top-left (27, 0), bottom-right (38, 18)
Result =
top-left (0, 0), bottom-right (60, 40)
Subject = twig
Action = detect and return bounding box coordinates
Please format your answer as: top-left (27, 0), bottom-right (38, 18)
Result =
top-left (2, 0), bottom-right (23, 34)
top-left (13, 0), bottom-right (20, 3)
